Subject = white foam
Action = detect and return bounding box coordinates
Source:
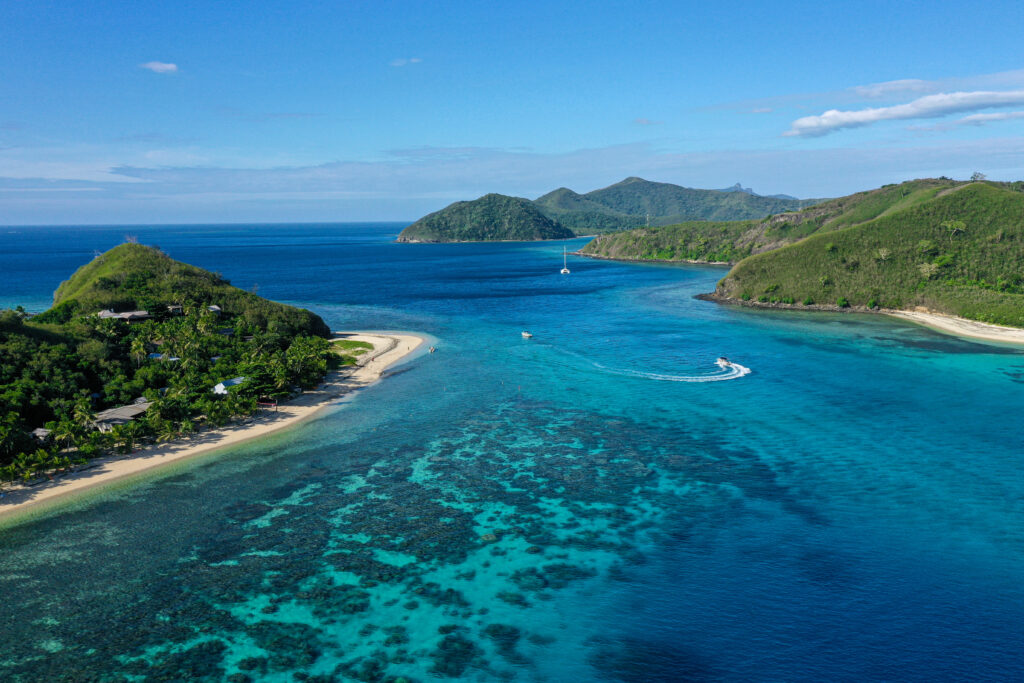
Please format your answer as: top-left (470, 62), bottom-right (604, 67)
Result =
top-left (593, 360), bottom-right (751, 382)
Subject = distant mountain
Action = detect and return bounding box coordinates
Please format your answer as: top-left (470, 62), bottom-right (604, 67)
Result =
top-left (531, 187), bottom-right (636, 234)
top-left (717, 182), bottom-right (798, 201)
top-left (396, 193), bottom-right (574, 243)
top-left (399, 177), bottom-right (820, 242)
top-left (581, 177), bottom-right (1024, 328)
top-left (582, 178), bottom-right (961, 264)
top-left (533, 177), bottom-right (820, 234)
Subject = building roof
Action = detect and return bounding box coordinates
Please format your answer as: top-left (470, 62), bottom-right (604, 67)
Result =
top-left (98, 309), bottom-right (151, 320)
top-left (94, 400), bottom-right (151, 423)
top-left (213, 376), bottom-right (247, 394)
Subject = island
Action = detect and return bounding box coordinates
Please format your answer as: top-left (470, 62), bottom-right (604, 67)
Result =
top-left (397, 194), bottom-right (573, 242)
top-left (581, 177), bottom-right (1024, 335)
top-left (397, 177), bottom-right (821, 242)
top-left (0, 243), bottom-right (423, 518)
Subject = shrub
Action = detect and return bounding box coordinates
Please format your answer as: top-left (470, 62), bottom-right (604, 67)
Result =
top-left (837, 297), bottom-right (850, 308)
top-left (741, 292), bottom-right (751, 301)
top-left (781, 297), bottom-right (795, 304)
top-left (757, 295), bottom-right (769, 303)
top-left (803, 297), bottom-right (814, 305)
top-left (825, 242), bottom-right (837, 253)
top-left (867, 298), bottom-right (879, 309)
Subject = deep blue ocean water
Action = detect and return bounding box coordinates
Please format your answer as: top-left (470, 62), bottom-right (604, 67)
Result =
top-left (1, 223), bottom-right (1022, 681)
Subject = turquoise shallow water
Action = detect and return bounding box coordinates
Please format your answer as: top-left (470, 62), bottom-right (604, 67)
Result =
top-left (1, 223), bottom-right (1023, 681)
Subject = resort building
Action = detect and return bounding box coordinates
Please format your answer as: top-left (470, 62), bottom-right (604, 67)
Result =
top-left (93, 398), bottom-right (152, 432)
top-left (213, 377), bottom-right (247, 395)
top-left (97, 309), bottom-right (151, 321)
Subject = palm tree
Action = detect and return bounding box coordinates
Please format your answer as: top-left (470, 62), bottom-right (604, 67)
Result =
top-left (130, 337), bottom-right (148, 367)
top-left (72, 396), bottom-right (95, 431)
top-left (51, 417), bottom-right (81, 451)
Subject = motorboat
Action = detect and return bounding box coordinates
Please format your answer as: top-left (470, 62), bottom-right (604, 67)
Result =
top-left (716, 357), bottom-right (731, 368)
top-left (522, 331), bottom-right (533, 339)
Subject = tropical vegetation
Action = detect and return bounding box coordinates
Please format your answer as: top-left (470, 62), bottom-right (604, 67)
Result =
top-left (714, 181), bottom-right (1024, 326)
top-left (397, 194), bottom-right (573, 242)
top-left (0, 243), bottom-right (357, 484)
top-left (398, 177), bottom-right (822, 242)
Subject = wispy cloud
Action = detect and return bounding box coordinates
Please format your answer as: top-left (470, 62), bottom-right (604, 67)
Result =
top-left (712, 68), bottom-right (1024, 114)
top-left (7, 137), bottom-right (1024, 225)
top-left (785, 90), bottom-right (1024, 137)
top-left (139, 61), bottom-right (178, 74)
top-left (751, 107), bottom-right (772, 114)
top-left (389, 57), bottom-right (422, 67)
top-left (908, 110), bottom-right (1024, 132)
top-left (634, 118), bottom-right (662, 125)
top-left (850, 79), bottom-right (933, 99)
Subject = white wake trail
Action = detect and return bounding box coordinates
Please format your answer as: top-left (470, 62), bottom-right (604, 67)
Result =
top-left (592, 360), bottom-right (751, 383)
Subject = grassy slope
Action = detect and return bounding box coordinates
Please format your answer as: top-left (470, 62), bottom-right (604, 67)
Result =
top-left (716, 182), bottom-right (1024, 326)
top-left (397, 193), bottom-right (574, 242)
top-left (45, 243), bottom-right (330, 337)
top-left (581, 221), bottom-right (758, 262)
top-left (581, 179), bottom-right (962, 263)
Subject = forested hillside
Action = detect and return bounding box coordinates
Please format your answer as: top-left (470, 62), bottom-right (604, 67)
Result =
top-left (0, 244), bottom-right (349, 483)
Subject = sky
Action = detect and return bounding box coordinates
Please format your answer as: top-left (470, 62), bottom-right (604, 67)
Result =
top-left (3, 0), bottom-right (1024, 224)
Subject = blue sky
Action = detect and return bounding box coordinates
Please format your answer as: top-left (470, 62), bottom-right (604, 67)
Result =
top-left (3, 0), bottom-right (1024, 224)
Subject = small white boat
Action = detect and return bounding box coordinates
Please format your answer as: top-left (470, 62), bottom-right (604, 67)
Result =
top-left (560, 246), bottom-right (571, 274)
top-left (716, 357), bottom-right (731, 368)
top-left (522, 331), bottom-right (533, 339)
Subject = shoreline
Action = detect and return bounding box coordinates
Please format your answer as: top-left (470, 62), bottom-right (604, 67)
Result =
top-left (574, 251), bottom-right (733, 266)
top-left (0, 331), bottom-right (426, 526)
top-left (699, 292), bottom-right (1024, 346)
top-left (884, 310), bottom-right (1024, 345)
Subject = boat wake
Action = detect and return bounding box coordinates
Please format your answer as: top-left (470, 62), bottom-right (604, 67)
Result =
top-left (592, 360), bottom-right (751, 382)
top-left (516, 341), bottom-right (752, 382)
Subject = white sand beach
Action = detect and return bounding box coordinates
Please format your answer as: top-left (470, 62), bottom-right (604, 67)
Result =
top-left (887, 310), bottom-right (1024, 345)
top-left (0, 332), bottom-right (425, 524)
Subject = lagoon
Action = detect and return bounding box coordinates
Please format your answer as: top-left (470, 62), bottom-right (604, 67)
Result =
top-left (1, 223), bottom-right (1023, 681)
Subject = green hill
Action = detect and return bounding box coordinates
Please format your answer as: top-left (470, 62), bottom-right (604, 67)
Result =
top-left (1, 244), bottom-right (342, 482)
top-left (531, 187), bottom-right (639, 233)
top-left (397, 193), bottom-right (574, 242)
top-left (401, 178), bottom-right (821, 240)
top-left (40, 243), bottom-right (330, 337)
top-left (576, 177), bottom-right (820, 226)
top-left (713, 182), bottom-right (1024, 327)
top-left (581, 178), bottom-right (962, 263)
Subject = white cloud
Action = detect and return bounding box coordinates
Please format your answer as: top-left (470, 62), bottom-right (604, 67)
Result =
top-left (785, 90), bottom-right (1024, 137)
top-left (908, 110), bottom-right (1024, 132)
top-left (140, 61), bottom-right (178, 74)
top-left (957, 110), bottom-right (1024, 125)
top-left (850, 79), bottom-right (932, 99)
top-left (389, 57), bottom-right (422, 67)
top-left (634, 118), bottom-right (662, 125)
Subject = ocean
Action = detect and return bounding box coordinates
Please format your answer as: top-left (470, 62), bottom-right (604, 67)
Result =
top-left (1, 223), bottom-right (1022, 681)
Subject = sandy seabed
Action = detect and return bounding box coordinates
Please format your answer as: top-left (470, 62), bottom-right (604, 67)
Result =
top-left (0, 332), bottom-right (426, 526)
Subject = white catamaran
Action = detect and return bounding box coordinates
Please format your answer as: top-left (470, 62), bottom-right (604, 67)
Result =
top-left (560, 246), bottom-right (571, 274)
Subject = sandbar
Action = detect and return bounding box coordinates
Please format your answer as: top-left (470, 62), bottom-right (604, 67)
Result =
top-left (0, 331), bottom-right (426, 526)
top-left (887, 310), bottom-right (1024, 346)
